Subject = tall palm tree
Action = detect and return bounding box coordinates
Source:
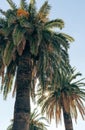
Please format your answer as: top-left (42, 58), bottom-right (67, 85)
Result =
top-left (0, 0), bottom-right (74, 130)
top-left (7, 108), bottom-right (48, 130)
top-left (38, 69), bottom-right (85, 130)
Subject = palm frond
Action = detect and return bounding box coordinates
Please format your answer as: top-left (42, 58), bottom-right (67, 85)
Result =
top-left (73, 78), bottom-right (85, 85)
top-left (5, 10), bottom-right (17, 27)
top-left (12, 25), bottom-right (26, 46)
top-left (0, 9), bottom-right (6, 16)
top-left (0, 18), bottom-right (6, 26)
top-left (45, 19), bottom-right (64, 29)
top-left (38, 50), bottom-right (47, 89)
top-left (1, 61), bottom-right (16, 99)
top-left (3, 42), bottom-right (14, 66)
top-left (6, 0), bottom-right (17, 10)
top-left (28, 0), bottom-right (36, 18)
top-left (20, 18), bottom-right (33, 30)
top-left (37, 1), bottom-right (51, 22)
top-left (61, 33), bottom-right (74, 42)
top-left (20, 0), bottom-right (28, 10)
top-left (2, 73), bottom-right (14, 99)
top-left (55, 33), bottom-right (70, 50)
top-left (76, 98), bottom-right (85, 120)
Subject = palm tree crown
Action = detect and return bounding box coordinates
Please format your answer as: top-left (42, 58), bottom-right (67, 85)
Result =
top-left (38, 69), bottom-right (85, 124)
top-left (0, 0), bottom-right (74, 99)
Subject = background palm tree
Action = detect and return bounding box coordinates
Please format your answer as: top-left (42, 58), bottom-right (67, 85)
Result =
top-left (0, 0), bottom-right (74, 130)
top-left (38, 69), bottom-right (85, 130)
top-left (7, 108), bottom-right (48, 130)
top-left (30, 108), bottom-right (48, 130)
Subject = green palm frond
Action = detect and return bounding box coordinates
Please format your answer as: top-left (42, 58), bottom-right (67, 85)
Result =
top-left (37, 1), bottom-right (50, 22)
top-left (6, 0), bottom-right (17, 10)
top-left (38, 49), bottom-right (47, 89)
top-left (67, 68), bottom-right (82, 82)
top-left (0, 9), bottom-right (6, 16)
top-left (54, 33), bottom-right (70, 50)
top-left (20, 18), bottom-right (33, 29)
top-left (37, 28), bottom-right (72, 90)
top-left (20, 0), bottom-right (28, 10)
top-left (61, 33), bottom-right (74, 42)
top-left (1, 61), bottom-right (16, 99)
top-left (30, 108), bottom-right (48, 130)
top-left (38, 1), bottom-right (50, 16)
top-left (2, 74), bottom-right (14, 99)
top-left (28, 0), bottom-right (36, 18)
top-left (3, 42), bottom-right (14, 66)
top-left (45, 19), bottom-right (64, 29)
top-left (12, 25), bottom-right (26, 46)
top-left (43, 30), bottom-right (70, 51)
top-left (5, 10), bottom-right (17, 27)
top-left (30, 38), bottom-right (38, 55)
top-left (0, 18), bottom-right (6, 27)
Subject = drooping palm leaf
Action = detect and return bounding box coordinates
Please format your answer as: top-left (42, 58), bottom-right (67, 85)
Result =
top-left (3, 41), bottom-right (14, 66)
top-left (45, 19), bottom-right (64, 29)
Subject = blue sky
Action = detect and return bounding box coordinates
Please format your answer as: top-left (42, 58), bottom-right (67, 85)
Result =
top-left (0, 0), bottom-right (85, 130)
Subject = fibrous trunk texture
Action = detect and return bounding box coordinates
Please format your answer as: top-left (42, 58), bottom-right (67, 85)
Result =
top-left (12, 48), bottom-right (32, 130)
top-left (63, 108), bottom-right (73, 130)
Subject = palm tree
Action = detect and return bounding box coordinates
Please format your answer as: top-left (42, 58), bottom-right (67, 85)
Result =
top-left (30, 108), bottom-right (48, 130)
top-left (0, 0), bottom-right (74, 130)
top-left (7, 108), bottom-right (48, 130)
top-left (38, 69), bottom-right (85, 130)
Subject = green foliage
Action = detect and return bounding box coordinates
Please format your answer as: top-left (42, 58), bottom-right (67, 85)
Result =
top-left (28, 0), bottom-right (36, 19)
top-left (20, 0), bottom-right (28, 10)
top-left (6, 0), bottom-right (17, 10)
top-left (6, 10), bottom-right (17, 27)
top-left (61, 33), bottom-right (74, 42)
top-left (37, 69), bottom-right (85, 124)
top-left (1, 60), bottom-right (16, 99)
top-left (3, 42), bottom-right (14, 66)
top-left (1, 1), bottom-right (84, 129)
top-left (0, 9), bottom-right (6, 16)
top-left (37, 1), bottom-right (51, 22)
top-left (7, 108), bottom-right (48, 130)
top-left (0, 0), bottom-right (74, 100)
top-left (45, 19), bottom-right (64, 29)
top-left (12, 25), bottom-right (25, 46)
top-left (19, 18), bottom-right (34, 32)
top-left (30, 108), bottom-right (48, 130)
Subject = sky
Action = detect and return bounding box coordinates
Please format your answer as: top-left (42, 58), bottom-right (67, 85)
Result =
top-left (0, 0), bottom-right (85, 130)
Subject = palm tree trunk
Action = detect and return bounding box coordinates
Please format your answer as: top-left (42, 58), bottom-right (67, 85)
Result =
top-left (63, 107), bottom-right (73, 130)
top-left (12, 48), bottom-right (32, 130)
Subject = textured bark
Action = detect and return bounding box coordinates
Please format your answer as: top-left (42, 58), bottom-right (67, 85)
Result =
top-left (12, 48), bottom-right (32, 130)
top-left (63, 107), bottom-right (73, 130)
